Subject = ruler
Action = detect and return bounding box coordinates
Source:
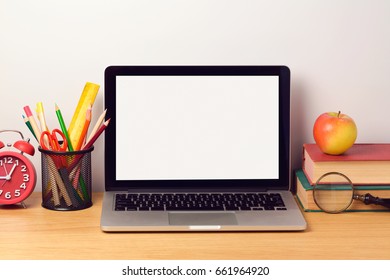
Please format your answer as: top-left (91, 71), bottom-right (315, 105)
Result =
top-left (68, 82), bottom-right (100, 149)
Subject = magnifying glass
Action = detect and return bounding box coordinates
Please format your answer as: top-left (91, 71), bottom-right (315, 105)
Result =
top-left (313, 172), bottom-right (390, 214)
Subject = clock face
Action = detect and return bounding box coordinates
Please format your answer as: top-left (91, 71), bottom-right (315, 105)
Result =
top-left (0, 151), bottom-right (36, 205)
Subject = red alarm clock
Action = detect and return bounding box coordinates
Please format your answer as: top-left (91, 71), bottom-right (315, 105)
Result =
top-left (0, 130), bottom-right (36, 206)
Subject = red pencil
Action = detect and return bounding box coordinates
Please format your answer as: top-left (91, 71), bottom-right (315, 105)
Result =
top-left (83, 118), bottom-right (110, 150)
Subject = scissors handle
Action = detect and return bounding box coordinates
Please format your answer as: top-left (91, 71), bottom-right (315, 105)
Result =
top-left (40, 129), bottom-right (68, 151)
top-left (40, 131), bottom-right (52, 150)
top-left (51, 129), bottom-right (68, 151)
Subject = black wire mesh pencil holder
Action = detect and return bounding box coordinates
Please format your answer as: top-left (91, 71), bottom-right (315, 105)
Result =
top-left (39, 146), bottom-right (94, 211)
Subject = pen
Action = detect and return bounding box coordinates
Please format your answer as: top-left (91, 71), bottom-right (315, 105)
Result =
top-left (55, 103), bottom-right (74, 151)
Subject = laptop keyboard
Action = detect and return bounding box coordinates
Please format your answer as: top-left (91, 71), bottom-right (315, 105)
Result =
top-left (114, 192), bottom-right (287, 211)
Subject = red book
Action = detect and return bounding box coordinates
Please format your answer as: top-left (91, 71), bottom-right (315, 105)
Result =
top-left (302, 143), bottom-right (390, 185)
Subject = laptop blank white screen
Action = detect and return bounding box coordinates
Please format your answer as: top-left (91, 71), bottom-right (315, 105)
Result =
top-left (115, 75), bottom-right (279, 180)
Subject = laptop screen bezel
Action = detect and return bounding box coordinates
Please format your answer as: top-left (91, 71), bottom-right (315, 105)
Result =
top-left (104, 65), bottom-right (290, 192)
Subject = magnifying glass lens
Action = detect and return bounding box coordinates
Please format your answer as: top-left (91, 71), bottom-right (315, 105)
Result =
top-left (313, 172), bottom-right (354, 213)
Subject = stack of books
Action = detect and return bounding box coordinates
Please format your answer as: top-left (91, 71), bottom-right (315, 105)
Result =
top-left (296, 143), bottom-right (390, 212)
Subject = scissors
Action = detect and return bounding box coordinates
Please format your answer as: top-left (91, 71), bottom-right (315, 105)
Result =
top-left (40, 129), bottom-right (77, 206)
top-left (40, 129), bottom-right (69, 168)
top-left (40, 129), bottom-right (68, 152)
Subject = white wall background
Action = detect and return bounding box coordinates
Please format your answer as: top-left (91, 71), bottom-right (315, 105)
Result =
top-left (1, 0), bottom-right (390, 192)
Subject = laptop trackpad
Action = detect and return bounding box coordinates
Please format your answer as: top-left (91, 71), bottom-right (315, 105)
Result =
top-left (169, 212), bottom-right (238, 226)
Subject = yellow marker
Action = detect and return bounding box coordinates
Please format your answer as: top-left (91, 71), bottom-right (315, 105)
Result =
top-left (68, 82), bottom-right (100, 149)
top-left (36, 102), bottom-right (49, 131)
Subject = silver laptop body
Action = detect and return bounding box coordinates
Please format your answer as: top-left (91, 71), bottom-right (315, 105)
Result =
top-left (100, 65), bottom-right (307, 232)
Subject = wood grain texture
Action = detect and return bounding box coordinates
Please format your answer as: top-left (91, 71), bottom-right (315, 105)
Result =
top-left (1, 193), bottom-right (390, 260)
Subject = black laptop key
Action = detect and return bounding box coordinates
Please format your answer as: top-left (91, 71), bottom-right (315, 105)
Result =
top-left (240, 205), bottom-right (251, 211)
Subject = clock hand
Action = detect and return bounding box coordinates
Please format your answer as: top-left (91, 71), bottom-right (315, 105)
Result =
top-left (1, 179), bottom-right (7, 188)
top-left (0, 164), bottom-right (9, 181)
top-left (0, 163), bottom-right (17, 188)
top-left (2, 164), bottom-right (8, 176)
top-left (8, 163), bottom-right (17, 178)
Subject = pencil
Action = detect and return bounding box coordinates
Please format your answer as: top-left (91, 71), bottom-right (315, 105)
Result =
top-left (83, 118), bottom-right (110, 150)
top-left (46, 156), bottom-right (61, 206)
top-left (66, 118), bottom-right (109, 202)
top-left (66, 104), bottom-right (92, 199)
top-left (70, 104), bottom-right (92, 200)
top-left (22, 114), bottom-right (38, 141)
top-left (75, 104), bottom-right (92, 151)
top-left (55, 103), bottom-right (74, 151)
top-left (47, 158), bottom-right (72, 206)
top-left (67, 118), bottom-right (110, 175)
top-left (85, 109), bottom-right (106, 145)
top-left (23, 106), bottom-right (41, 143)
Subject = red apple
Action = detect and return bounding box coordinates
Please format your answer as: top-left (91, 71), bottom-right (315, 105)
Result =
top-left (313, 111), bottom-right (357, 155)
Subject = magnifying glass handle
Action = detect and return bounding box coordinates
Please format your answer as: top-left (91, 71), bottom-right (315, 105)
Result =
top-left (354, 193), bottom-right (390, 209)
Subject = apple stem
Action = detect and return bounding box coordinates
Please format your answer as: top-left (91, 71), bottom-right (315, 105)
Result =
top-left (338, 111), bottom-right (341, 118)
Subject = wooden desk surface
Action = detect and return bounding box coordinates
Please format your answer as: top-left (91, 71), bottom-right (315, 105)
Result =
top-left (1, 192), bottom-right (390, 260)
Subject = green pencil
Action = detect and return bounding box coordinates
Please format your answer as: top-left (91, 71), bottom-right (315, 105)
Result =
top-left (55, 103), bottom-right (74, 151)
top-left (22, 114), bottom-right (38, 141)
top-left (55, 103), bottom-right (90, 201)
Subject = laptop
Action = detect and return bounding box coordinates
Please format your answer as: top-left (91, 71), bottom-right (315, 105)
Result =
top-left (100, 65), bottom-right (307, 232)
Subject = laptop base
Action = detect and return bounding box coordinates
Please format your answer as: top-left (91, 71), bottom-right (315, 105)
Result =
top-left (101, 191), bottom-right (307, 232)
